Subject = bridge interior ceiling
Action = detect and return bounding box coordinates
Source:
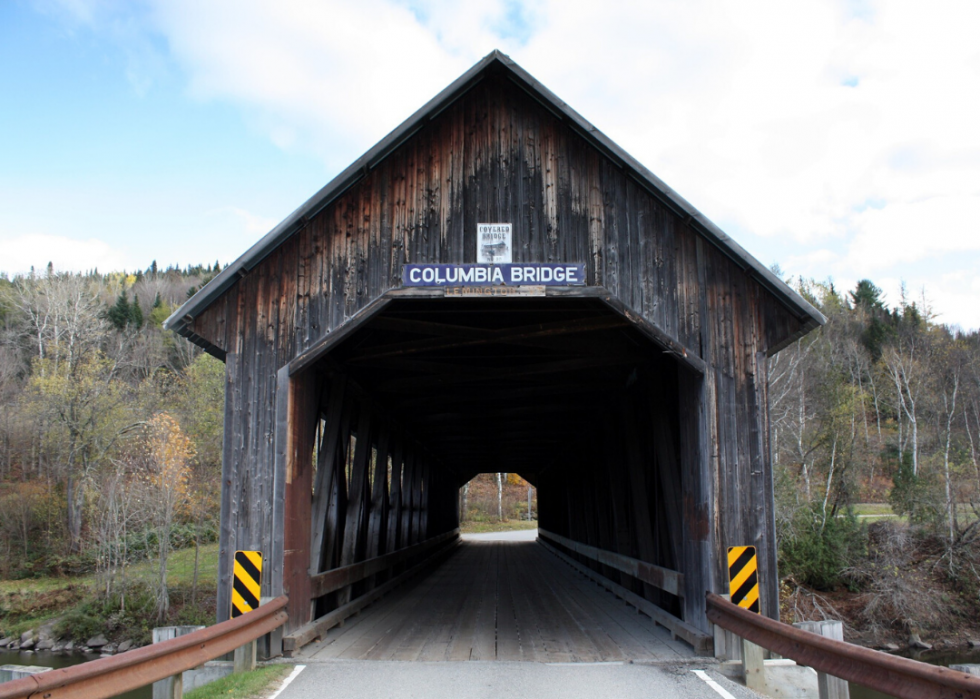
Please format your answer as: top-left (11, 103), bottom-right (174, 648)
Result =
top-left (319, 297), bottom-right (683, 486)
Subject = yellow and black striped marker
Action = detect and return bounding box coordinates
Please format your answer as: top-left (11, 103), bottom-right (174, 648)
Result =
top-left (232, 550), bottom-right (262, 618)
top-left (727, 545), bottom-right (759, 613)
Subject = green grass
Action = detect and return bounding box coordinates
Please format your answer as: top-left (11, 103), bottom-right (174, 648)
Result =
top-left (125, 543), bottom-right (220, 588)
top-left (0, 543), bottom-right (221, 639)
top-left (0, 543), bottom-right (220, 595)
top-left (461, 519), bottom-right (538, 534)
top-left (184, 665), bottom-right (292, 699)
top-left (849, 503), bottom-right (978, 524)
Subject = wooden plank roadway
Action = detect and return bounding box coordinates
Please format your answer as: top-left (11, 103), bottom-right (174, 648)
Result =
top-left (298, 538), bottom-right (693, 662)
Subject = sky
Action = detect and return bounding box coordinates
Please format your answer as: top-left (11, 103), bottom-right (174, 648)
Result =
top-left (1, 0), bottom-right (978, 330)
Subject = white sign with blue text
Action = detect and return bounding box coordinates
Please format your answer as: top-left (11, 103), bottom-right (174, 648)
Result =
top-left (402, 263), bottom-right (586, 287)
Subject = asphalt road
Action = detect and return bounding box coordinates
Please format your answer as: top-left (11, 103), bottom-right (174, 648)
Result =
top-left (460, 529), bottom-right (539, 542)
top-left (271, 661), bottom-right (760, 699)
top-left (274, 530), bottom-right (760, 697)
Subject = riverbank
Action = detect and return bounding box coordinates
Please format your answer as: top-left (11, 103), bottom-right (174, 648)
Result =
top-left (0, 543), bottom-right (219, 652)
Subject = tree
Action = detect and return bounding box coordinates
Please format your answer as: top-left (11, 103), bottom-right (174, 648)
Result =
top-left (107, 291), bottom-right (132, 331)
top-left (130, 294), bottom-right (144, 330)
top-left (27, 352), bottom-right (128, 552)
top-left (142, 412), bottom-right (194, 622)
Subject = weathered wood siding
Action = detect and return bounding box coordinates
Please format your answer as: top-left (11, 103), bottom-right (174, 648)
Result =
top-left (197, 75), bottom-right (806, 627)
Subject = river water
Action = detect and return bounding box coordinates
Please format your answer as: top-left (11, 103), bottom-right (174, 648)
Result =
top-left (849, 648), bottom-right (980, 699)
top-left (0, 648), bottom-right (150, 699)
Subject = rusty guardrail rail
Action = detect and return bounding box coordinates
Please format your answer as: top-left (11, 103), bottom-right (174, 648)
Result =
top-left (0, 596), bottom-right (288, 699)
top-left (707, 593), bottom-right (980, 699)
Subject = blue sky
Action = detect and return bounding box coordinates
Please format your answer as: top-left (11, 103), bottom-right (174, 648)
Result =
top-left (1, 0), bottom-right (978, 329)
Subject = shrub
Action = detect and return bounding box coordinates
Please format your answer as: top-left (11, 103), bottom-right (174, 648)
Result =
top-left (889, 457), bottom-right (943, 529)
top-left (779, 504), bottom-right (865, 590)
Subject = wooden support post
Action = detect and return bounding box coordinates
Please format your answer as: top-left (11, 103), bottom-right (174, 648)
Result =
top-left (151, 670), bottom-right (183, 699)
top-left (365, 423), bottom-right (390, 591)
top-left (794, 621), bottom-right (850, 699)
top-left (338, 406), bottom-right (374, 607)
top-left (151, 626), bottom-right (203, 699)
top-left (280, 368), bottom-right (318, 635)
top-left (387, 437), bottom-right (404, 558)
top-left (400, 450), bottom-right (415, 549)
top-left (622, 394), bottom-right (659, 602)
top-left (309, 375), bottom-right (348, 573)
top-left (410, 457), bottom-right (424, 545)
top-left (234, 639), bottom-right (257, 674)
top-left (742, 637), bottom-right (767, 694)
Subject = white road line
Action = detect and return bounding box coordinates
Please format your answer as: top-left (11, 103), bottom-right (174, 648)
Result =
top-left (545, 661), bottom-right (625, 666)
top-left (692, 669), bottom-right (738, 699)
top-left (267, 664), bottom-right (306, 699)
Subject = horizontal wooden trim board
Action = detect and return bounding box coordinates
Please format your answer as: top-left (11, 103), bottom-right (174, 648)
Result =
top-left (539, 538), bottom-right (712, 656)
top-left (310, 528), bottom-right (460, 598)
top-left (538, 528), bottom-right (683, 597)
top-left (284, 534), bottom-right (461, 653)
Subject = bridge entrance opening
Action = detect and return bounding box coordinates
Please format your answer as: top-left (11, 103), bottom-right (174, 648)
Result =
top-left (279, 294), bottom-right (713, 658)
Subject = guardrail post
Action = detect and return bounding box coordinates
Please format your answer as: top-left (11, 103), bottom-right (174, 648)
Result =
top-left (257, 595), bottom-right (283, 660)
top-left (742, 637), bottom-right (767, 693)
top-left (793, 621), bottom-right (849, 699)
top-left (712, 594), bottom-right (743, 663)
top-left (152, 626), bottom-right (204, 699)
top-left (234, 640), bottom-right (257, 674)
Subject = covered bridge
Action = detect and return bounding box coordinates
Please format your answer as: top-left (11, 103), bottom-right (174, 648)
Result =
top-left (166, 51), bottom-right (824, 658)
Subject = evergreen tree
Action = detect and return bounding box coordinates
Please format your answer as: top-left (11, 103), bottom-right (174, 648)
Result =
top-left (131, 293), bottom-right (144, 329)
top-left (107, 291), bottom-right (131, 330)
top-left (850, 279), bottom-right (892, 361)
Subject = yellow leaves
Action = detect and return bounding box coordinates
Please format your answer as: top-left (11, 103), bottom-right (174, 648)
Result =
top-left (143, 412), bottom-right (195, 502)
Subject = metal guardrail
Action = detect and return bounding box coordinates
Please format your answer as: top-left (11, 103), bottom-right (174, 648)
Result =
top-left (0, 596), bottom-right (288, 699)
top-left (706, 593), bottom-right (980, 699)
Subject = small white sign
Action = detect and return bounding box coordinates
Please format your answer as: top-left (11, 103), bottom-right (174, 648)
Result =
top-left (477, 223), bottom-right (512, 263)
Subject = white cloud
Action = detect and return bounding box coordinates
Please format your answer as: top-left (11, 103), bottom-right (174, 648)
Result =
top-left (207, 206), bottom-right (280, 237)
top-left (0, 234), bottom-right (130, 276)
top-left (29, 0), bottom-right (980, 328)
top-left (844, 194), bottom-right (980, 270)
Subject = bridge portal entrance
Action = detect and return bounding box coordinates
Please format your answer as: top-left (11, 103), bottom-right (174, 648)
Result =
top-left (277, 293), bottom-right (712, 654)
top-left (165, 51), bottom-right (823, 660)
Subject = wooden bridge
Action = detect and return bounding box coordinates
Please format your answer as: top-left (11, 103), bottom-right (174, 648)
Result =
top-left (165, 51), bottom-right (826, 659)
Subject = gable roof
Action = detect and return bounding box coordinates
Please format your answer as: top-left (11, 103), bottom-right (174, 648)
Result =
top-left (165, 50), bottom-right (825, 341)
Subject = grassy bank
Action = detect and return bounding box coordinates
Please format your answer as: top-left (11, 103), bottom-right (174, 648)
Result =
top-left (185, 665), bottom-right (292, 699)
top-left (0, 543), bottom-right (220, 643)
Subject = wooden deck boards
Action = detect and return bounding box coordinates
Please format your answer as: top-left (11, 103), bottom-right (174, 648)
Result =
top-left (301, 540), bottom-right (693, 662)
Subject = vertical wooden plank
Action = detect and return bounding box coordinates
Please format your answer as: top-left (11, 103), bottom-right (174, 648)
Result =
top-left (399, 450), bottom-right (416, 549)
top-left (678, 367), bottom-right (715, 632)
top-left (216, 352), bottom-right (240, 624)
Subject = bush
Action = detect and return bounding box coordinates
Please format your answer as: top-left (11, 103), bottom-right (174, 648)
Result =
top-left (125, 521), bottom-right (219, 562)
top-left (889, 457), bottom-right (943, 529)
top-left (54, 581), bottom-right (158, 645)
top-left (779, 504), bottom-right (865, 590)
